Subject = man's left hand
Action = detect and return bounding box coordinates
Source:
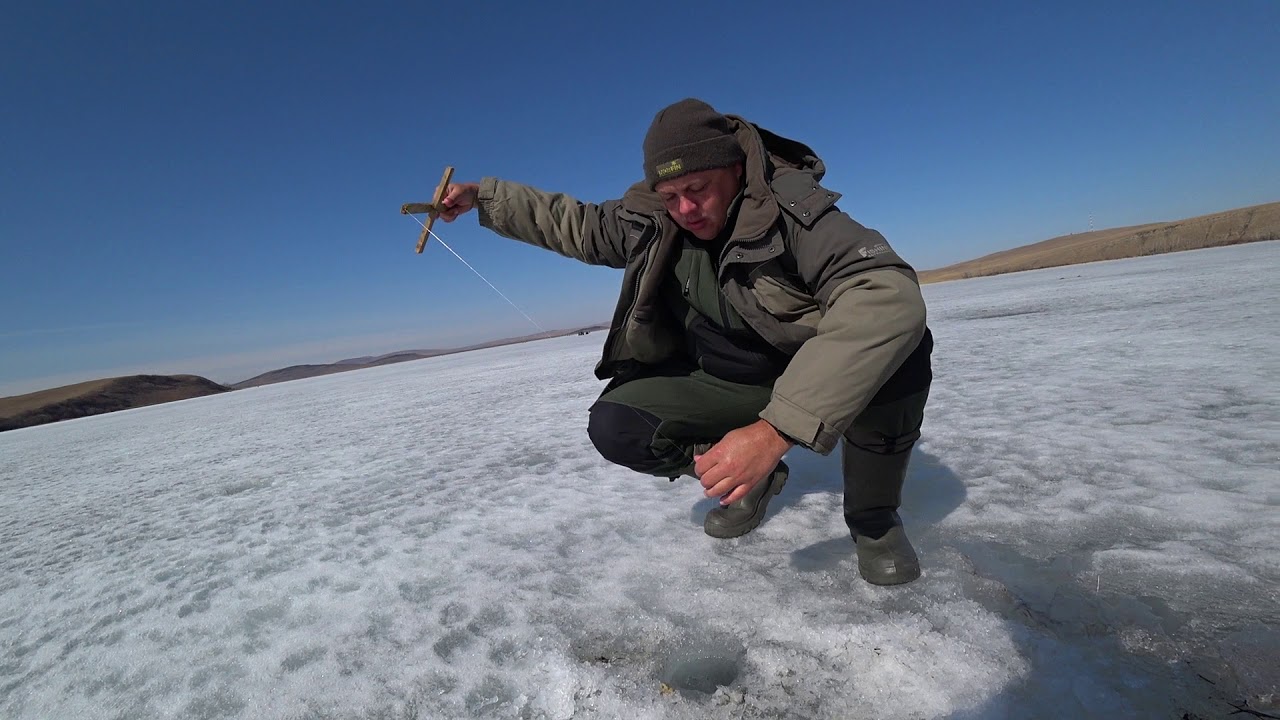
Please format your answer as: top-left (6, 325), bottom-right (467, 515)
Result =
top-left (694, 419), bottom-right (793, 506)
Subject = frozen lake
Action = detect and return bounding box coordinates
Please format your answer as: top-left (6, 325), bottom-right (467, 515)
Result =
top-left (2, 242), bottom-right (1277, 719)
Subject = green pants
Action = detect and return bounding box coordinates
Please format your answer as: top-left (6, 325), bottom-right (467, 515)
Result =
top-left (586, 363), bottom-right (929, 477)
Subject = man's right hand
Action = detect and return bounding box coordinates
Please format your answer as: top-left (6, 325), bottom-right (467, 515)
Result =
top-left (438, 183), bottom-right (481, 222)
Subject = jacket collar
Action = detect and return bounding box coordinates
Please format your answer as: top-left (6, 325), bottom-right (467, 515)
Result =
top-left (620, 116), bottom-right (825, 248)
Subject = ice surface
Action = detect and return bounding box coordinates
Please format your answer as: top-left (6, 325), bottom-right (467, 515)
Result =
top-left (2, 242), bottom-right (1277, 719)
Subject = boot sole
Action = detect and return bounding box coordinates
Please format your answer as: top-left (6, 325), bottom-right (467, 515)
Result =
top-left (704, 471), bottom-right (788, 539)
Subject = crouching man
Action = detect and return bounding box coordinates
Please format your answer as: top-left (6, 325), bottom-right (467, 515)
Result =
top-left (436, 98), bottom-right (933, 586)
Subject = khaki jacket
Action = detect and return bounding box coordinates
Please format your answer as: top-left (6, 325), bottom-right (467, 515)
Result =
top-left (477, 117), bottom-right (931, 455)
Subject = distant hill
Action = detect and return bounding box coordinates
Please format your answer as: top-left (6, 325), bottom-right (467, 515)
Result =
top-left (230, 325), bottom-right (609, 389)
top-left (919, 200), bottom-right (1280, 283)
top-left (0, 375), bottom-right (231, 432)
top-left (10, 200), bottom-right (1276, 429)
top-left (228, 364), bottom-right (364, 389)
top-left (1, 326), bottom-right (610, 431)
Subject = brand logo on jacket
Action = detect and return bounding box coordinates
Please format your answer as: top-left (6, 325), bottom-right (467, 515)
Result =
top-left (859, 243), bottom-right (891, 259)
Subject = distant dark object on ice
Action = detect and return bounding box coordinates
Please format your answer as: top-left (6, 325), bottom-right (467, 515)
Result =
top-left (232, 324), bottom-right (609, 389)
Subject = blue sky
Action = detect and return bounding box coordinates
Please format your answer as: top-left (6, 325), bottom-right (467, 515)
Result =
top-left (2, 0), bottom-right (1277, 395)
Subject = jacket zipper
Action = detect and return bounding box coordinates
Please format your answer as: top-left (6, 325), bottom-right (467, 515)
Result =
top-left (622, 219), bottom-right (660, 324)
top-left (602, 218), bottom-right (660, 365)
top-left (718, 280), bottom-right (733, 331)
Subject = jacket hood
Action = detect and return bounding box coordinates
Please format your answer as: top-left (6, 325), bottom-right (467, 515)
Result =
top-left (622, 117), bottom-right (827, 241)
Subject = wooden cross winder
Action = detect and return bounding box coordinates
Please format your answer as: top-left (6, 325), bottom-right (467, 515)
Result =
top-left (401, 166), bottom-right (455, 253)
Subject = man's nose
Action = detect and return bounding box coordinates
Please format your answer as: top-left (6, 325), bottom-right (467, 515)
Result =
top-left (678, 196), bottom-right (698, 215)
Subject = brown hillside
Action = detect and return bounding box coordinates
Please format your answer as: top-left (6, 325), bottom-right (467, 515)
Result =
top-left (919, 201), bottom-right (1280, 283)
top-left (230, 364), bottom-right (359, 389)
top-left (0, 375), bottom-right (231, 432)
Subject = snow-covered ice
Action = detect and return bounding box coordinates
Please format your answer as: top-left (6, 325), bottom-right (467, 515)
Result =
top-left (2, 241), bottom-right (1277, 719)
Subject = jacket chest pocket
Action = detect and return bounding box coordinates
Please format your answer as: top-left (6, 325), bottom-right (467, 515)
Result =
top-left (746, 261), bottom-right (821, 326)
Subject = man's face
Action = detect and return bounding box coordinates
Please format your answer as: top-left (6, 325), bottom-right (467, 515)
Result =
top-left (655, 164), bottom-right (743, 241)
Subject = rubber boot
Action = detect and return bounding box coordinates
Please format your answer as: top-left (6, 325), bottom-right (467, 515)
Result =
top-left (843, 443), bottom-right (920, 585)
top-left (704, 461), bottom-right (789, 539)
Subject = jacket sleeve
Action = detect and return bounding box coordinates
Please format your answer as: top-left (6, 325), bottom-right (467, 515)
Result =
top-left (758, 212), bottom-right (927, 455)
top-left (475, 177), bottom-right (630, 269)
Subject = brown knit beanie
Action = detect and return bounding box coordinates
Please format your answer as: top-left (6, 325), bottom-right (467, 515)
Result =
top-left (643, 98), bottom-right (745, 189)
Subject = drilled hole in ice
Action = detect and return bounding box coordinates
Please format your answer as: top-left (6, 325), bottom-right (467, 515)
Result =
top-left (659, 637), bottom-right (746, 696)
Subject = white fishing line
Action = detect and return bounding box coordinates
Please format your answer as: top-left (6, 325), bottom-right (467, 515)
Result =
top-left (406, 213), bottom-right (702, 477)
top-left (407, 214), bottom-right (545, 332)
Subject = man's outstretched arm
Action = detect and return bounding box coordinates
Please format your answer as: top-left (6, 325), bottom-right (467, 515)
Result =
top-left (439, 179), bottom-right (630, 269)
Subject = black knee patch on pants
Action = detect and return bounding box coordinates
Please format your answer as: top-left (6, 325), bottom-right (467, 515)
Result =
top-left (587, 401), bottom-right (667, 473)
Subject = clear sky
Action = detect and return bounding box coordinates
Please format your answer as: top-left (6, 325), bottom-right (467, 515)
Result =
top-left (2, 0), bottom-right (1277, 395)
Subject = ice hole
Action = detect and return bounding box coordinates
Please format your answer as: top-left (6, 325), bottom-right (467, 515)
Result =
top-left (658, 636), bottom-right (746, 696)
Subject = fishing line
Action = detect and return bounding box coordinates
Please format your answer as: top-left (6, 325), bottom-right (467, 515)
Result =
top-left (405, 214), bottom-right (703, 479)
top-left (407, 214), bottom-right (545, 332)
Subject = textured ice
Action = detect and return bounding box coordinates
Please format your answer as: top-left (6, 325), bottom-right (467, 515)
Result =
top-left (1, 241), bottom-right (1277, 719)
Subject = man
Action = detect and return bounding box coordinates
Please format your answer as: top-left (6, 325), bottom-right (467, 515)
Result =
top-left (437, 98), bottom-right (933, 586)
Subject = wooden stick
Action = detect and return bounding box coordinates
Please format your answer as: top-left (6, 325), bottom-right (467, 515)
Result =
top-left (409, 166), bottom-right (454, 254)
top-left (400, 202), bottom-right (438, 215)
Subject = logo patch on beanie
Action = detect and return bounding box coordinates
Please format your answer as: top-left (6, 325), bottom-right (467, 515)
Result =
top-left (655, 159), bottom-right (684, 178)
